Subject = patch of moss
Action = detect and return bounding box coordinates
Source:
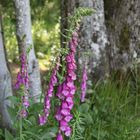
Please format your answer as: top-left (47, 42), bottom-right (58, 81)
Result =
top-left (138, 43), bottom-right (140, 49)
top-left (104, 0), bottom-right (122, 21)
top-left (105, 20), bottom-right (115, 29)
top-left (119, 25), bottom-right (130, 52)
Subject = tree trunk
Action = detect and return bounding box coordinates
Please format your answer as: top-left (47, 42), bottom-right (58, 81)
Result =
top-left (14, 0), bottom-right (42, 101)
top-left (61, 0), bottom-right (109, 82)
top-left (61, 0), bottom-right (77, 48)
top-left (78, 0), bottom-right (108, 81)
top-left (104, 0), bottom-right (140, 76)
top-left (0, 16), bottom-right (13, 130)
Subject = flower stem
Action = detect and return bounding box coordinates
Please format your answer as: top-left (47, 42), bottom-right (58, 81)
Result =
top-left (20, 115), bottom-right (22, 140)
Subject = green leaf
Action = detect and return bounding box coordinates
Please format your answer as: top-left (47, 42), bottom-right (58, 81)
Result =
top-left (7, 106), bottom-right (17, 122)
top-left (23, 131), bottom-right (41, 140)
top-left (5, 129), bottom-right (14, 140)
top-left (78, 103), bottom-right (90, 113)
top-left (40, 132), bottom-right (56, 140)
top-left (0, 129), bottom-right (4, 137)
top-left (6, 96), bottom-right (19, 105)
top-left (57, 71), bottom-right (64, 81)
top-left (83, 113), bottom-right (93, 125)
top-left (46, 127), bottom-right (58, 133)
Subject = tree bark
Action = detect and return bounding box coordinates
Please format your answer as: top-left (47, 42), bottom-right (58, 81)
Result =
top-left (14, 0), bottom-right (42, 101)
top-left (0, 15), bottom-right (13, 130)
top-left (104, 0), bottom-right (140, 75)
top-left (61, 0), bottom-right (109, 82)
top-left (78, 0), bottom-right (108, 81)
top-left (61, 0), bottom-right (140, 81)
top-left (61, 0), bottom-right (77, 48)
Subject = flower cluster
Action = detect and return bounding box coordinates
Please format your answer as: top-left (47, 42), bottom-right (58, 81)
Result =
top-left (80, 65), bottom-right (88, 102)
top-left (15, 52), bottom-right (29, 117)
top-left (15, 53), bottom-right (29, 89)
top-left (56, 31), bottom-right (78, 139)
top-left (39, 62), bottom-right (59, 126)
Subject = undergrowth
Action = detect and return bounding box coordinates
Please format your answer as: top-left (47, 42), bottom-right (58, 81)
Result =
top-left (1, 76), bottom-right (139, 140)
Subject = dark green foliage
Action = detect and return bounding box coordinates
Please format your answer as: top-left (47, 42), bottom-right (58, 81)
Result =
top-left (31, 0), bottom-right (60, 30)
top-left (0, 94), bottom-right (59, 140)
top-left (1, 0), bottom-right (60, 62)
top-left (62, 7), bottom-right (95, 48)
top-left (67, 7), bottom-right (95, 40)
top-left (70, 79), bottom-right (140, 140)
top-left (0, 74), bottom-right (140, 140)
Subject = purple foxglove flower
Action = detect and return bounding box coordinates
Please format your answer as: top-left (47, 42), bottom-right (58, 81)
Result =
top-left (58, 84), bottom-right (63, 92)
top-left (66, 97), bottom-right (73, 104)
top-left (68, 71), bottom-right (76, 80)
top-left (67, 82), bottom-right (74, 88)
top-left (70, 87), bottom-right (76, 95)
top-left (61, 108), bottom-right (70, 116)
top-left (22, 97), bottom-right (30, 108)
top-left (56, 84), bottom-right (65, 100)
top-left (39, 61), bottom-right (59, 125)
top-left (66, 56), bottom-right (72, 62)
top-left (62, 82), bottom-right (69, 90)
top-left (15, 52), bottom-right (30, 117)
top-left (80, 65), bottom-right (88, 102)
top-left (56, 93), bottom-right (65, 100)
top-left (52, 76), bottom-right (58, 84)
top-left (67, 63), bottom-right (76, 70)
top-left (68, 102), bottom-right (74, 110)
top-left (64, 115), bottom-right (73, 122)
top-left (45, 97), bottom-right (50, 107)
top-left (62, 89), bottom-right (69, 96)
top-left (64, 126), bottom-right (72, 137)
top-left (39, 115), bottom-right (46, 126)
top-left (60, 120), bottom-right (68, 127)
top-left (56, 133), bottom-right (63, 140)
top-left (44, 108), bottom-right (49, 116)
top-left (55, 114), bottom-right (63, 121)
top-left (60, 120), bottom-right (68, 131)
top-left (55, 107), bottom-right (63, 121)
top-left (62, 102), bottom-right (69, 109)
top-left (55, 30), bottom-right (79, 138)
top-left (60, 126), bottom-right (67, 132)
top-left (20, 109), bottom-right (27, 118)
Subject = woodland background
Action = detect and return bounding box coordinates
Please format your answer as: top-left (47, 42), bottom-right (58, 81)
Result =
top-left (0, 0), bottom-right (140, 140)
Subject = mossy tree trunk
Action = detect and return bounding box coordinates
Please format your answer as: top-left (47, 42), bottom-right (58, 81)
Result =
top-left (14, 0), bottom-right (42, 101)
top-left (61, 0), bottom-right (140, 80)
top-left (61, 0), bottom-right (109, 82)
top-left (77, 0), bottom-right (108, 81)
top-left (104, 0), bottom-right (140, 75)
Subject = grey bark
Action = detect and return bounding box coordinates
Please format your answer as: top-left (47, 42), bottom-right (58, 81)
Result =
top-left (61, 0), bottom-right (108, 81)
top-left (78, 0), bottom-right (108, 81)
top-left (14, 0), bottom-right (42, 101)
top-left (0, 16), bottom-right (13, 130)
top-left (104, 0), bottom-right (140, 75)
top-left (61, 0), bottom-right (140, 81)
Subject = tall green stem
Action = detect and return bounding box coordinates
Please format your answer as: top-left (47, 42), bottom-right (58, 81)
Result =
top-left (20, 115), bottom-right (22, 140)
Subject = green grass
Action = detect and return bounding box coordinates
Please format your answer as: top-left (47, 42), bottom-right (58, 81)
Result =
top-left (70, 79), bottom-right (140, 140)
